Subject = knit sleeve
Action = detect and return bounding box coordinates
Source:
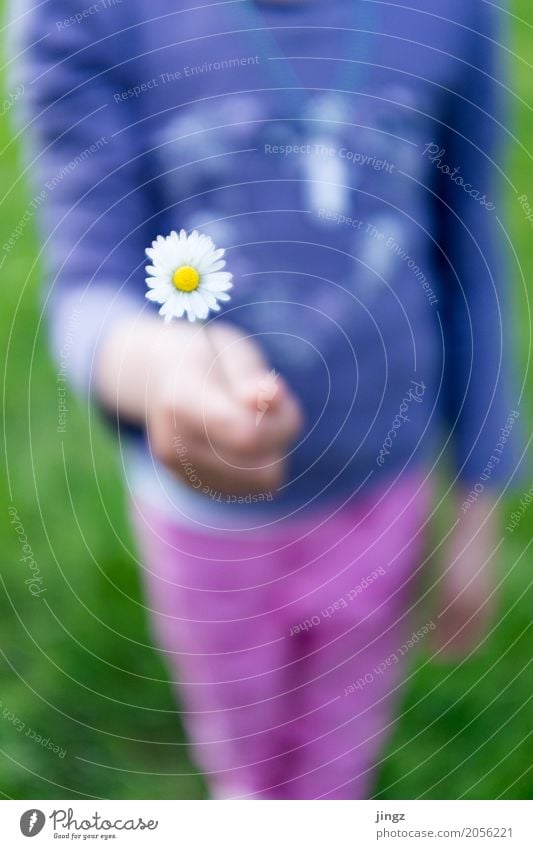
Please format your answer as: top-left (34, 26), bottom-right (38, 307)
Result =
top-left (433, 0), bottom-right (521, 485)
top-left (11, 0), bottom-right (161, 395)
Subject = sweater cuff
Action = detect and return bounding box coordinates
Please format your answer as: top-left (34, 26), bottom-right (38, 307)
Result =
top-left (49, 283), bottom-right (145, 400)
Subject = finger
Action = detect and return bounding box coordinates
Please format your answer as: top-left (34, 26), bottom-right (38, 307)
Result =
top-left (207, 325), bottom-right (268, 389)
top-left (205, 329), bottom-right (304, 448)
top-left (249, 384), bottom-right (303, 450)
top-left (187, 435), bottom-right (285, 474)
top-left (170, 442), bottom-right (287, 495)
top-left (176, 378), bottom-right (302, 459)
top-left (173, 379), bottom-right (252, 446)
top-left (228, 371), bottom-right (303, 448)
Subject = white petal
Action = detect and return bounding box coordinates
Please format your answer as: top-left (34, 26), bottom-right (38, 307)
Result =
top-left (158, 293), bottom-right (186, 321)
top-left (172, 292), bottom-right (187, 318)
top-left (189, 290), bottom-right (209, 320)
top-left (145, 229), bottom-right (233, 319)
top-left (203, 271), bottom-right (232, 284)
top-left (146, 289), bottom-right (166, 304)
top-left (185, 301), bottom-right (197, 322)
top-left (159, 301), bottom-right (173, 320)
top-left (191, 237), bottom-right (217, 266)
top-left (148, 264), bottom-right (172, 276)
top-left (200, 290), bottom-right (221, 311)
top-left (159, 297), bottom-right (174, 315)
top-left (202, 273), bottom-right (233, 293)
top-left (198, 246), bottom-right (224, 267)
top-left (201, 259), bottom-right (227, 274)
top-left (145, 273), bottom-right (171, 289)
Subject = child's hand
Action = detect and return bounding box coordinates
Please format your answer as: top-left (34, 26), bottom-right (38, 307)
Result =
top-left (430, 493), bottom-right (499, 660)
top-left (97, 316), bottom-right (302, 496)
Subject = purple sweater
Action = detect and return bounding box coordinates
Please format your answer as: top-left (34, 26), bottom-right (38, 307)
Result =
top-left (13, 0), bottom-right (520, 508)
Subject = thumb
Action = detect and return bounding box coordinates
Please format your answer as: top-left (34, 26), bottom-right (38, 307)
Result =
top-left (239, 369), bottom-right (285, 414)
top-left (206, 326), bottom-right (269, 398)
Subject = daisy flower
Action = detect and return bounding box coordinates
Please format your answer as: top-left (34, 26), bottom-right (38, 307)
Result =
top-left (145, 229), bottom-right (233, 322)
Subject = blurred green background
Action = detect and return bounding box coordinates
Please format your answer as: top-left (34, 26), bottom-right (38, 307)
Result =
top-left (0, 5), bottom-right (531, 800)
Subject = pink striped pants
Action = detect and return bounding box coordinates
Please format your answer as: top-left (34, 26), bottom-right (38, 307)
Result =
top-left (130, 474), bottom-right (430, 799)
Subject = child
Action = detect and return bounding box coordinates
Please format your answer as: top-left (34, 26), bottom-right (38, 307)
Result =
top-left (15, 0), bottom-right (518, 798)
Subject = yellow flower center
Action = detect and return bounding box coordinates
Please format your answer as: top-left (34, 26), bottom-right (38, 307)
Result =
top-left (172, 265), bottom-right (200, 292)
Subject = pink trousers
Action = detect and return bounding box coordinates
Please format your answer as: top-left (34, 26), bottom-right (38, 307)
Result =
top-left (130, 475), bottom-right (430, 799)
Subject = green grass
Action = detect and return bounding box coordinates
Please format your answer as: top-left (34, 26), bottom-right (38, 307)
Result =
top-left (0, 6), bottom-right (532, 799)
